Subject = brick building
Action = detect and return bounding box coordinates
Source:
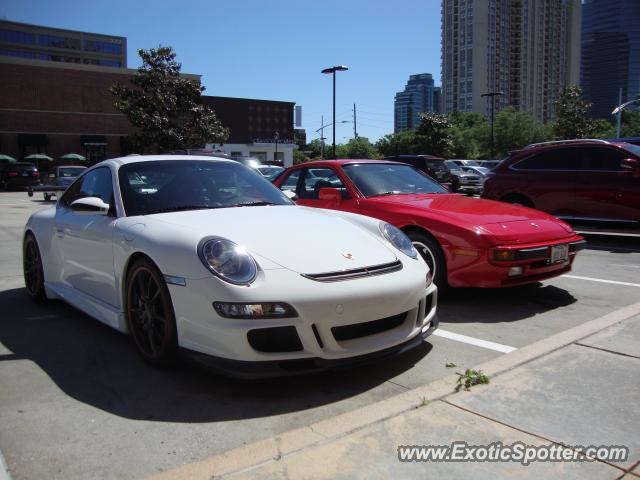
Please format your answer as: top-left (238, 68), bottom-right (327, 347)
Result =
top-left (0, 56), bottom-right (296, 167)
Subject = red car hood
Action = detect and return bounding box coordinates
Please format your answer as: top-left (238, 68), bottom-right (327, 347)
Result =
top-left (370, 194), bottom-right (575, 243)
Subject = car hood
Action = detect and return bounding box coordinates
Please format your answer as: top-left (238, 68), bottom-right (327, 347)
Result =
top-left (370, 194), bottom-right (574, 242)
top-left (145, 205), bottom-right (397, 274)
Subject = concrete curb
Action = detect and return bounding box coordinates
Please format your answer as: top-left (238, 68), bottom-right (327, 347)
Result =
top-left (149, 301), bottom-right (640, 480)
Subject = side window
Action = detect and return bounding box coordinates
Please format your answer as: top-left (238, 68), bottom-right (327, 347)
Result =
top-left (581, 147), bottom-right (625, 171)
top-left (515, 148), bottom-right (580, 170)
top-left (299, 168), bottom-right (349, 200)
top-left (279, 170), bottom-right (301, 193)
top-left (61, 167), bottom-right (114, 208)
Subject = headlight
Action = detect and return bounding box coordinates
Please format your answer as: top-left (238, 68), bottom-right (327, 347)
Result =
top-left (198, 237), bottom-right (258, 285)
top-left (458, 176), bottom-right (468, 183)
top-left (379, 222), bottom-right (417, 259)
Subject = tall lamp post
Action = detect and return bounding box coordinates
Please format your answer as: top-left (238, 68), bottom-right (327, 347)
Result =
top-left (612, 96), bottom-right (640, 139)
top-left (274, 131), bottom-right (279, 164)
top-left (481, 91), bottom-right (504, 159)
top-left (321, 65), bottom-right (349, 159)
top-left (315, 119), bottom-right (349, 160)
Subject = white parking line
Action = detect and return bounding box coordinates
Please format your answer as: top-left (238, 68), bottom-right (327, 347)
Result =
top-left (433, 329), bottom-right (517, 353)
top-left (564, 275), bottom-right (640, 288)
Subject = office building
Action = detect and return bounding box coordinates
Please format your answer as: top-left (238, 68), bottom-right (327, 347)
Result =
top-left (0, 20), bottom-right (126, 68)
top-left (581, 0), bottom-right (640, 119)
top-left (394, 73), bottom-right (439, 133)
top-left (441, 0), bottom-right (581, 122)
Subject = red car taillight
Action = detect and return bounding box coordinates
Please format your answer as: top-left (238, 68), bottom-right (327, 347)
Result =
top-left (32, 171), bottom-right (40, 177)
top-left (7, 172), bottom-right (18, 177)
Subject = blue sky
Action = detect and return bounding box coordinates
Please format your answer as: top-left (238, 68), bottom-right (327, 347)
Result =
top-left (2, 0), bottom-right (443, 144)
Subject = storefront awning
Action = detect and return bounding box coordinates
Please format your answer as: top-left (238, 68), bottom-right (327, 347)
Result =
top-left (81, 135), bottom-right (108, 146)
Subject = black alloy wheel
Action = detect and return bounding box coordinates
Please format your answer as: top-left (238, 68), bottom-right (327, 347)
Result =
top-left (126, 258), bottom-right (178, 365)
top-left (23, 233), bottom-right (47, 303)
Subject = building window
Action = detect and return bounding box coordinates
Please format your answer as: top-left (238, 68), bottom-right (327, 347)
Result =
top-left (0, 49), bottom-right (36, 59)
top-left (0, 28), bottom-right (35, 45)
top-left (83, 39), bottom-right (122, 55)
top-left (38, 34), bottom-right (81, 50)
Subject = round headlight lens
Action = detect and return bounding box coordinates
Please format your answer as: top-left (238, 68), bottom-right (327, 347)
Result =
top-left (379, 222), bottom-right (417, 259)
top-left (198, 237), bottom-right (258, 285)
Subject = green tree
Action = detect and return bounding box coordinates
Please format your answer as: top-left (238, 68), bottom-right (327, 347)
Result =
top-left (448, 112), bottom-right (488, 159)
top-left (375, 130), bottom-right (419, 156)
top-left (293, 149), bottom-right (310, 165)
top-left (415, 113), bottom-right (453, 157)
top-left (344, 136), bottom-right (377, 159)
top-left (111, 46), bottom-right (228, 152)
top-left (591, 118), bottom-right (616, 139)
top-left (620, 108), bottom-right (640, 137)
top-left (552, 85), bottom-right (597, 140)
top-left (492, 107), bottom-right (552, 158)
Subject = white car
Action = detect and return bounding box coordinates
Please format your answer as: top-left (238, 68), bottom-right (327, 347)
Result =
top-left (23, 156), bottom-right (438, 377)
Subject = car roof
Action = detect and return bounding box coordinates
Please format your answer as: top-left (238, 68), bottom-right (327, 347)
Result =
top-left (290, 159), bottom-right (408, 169)
top-left (99, 154), bottom-right (238, 169)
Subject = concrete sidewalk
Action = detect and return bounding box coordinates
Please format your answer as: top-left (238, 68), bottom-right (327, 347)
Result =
top-left (153, 303), bottom-right (640, 480)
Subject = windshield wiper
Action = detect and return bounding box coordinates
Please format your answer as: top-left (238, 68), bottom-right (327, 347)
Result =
top-left (233, 201), bottom-right (280, 207)
top-left (371, 191), bottom-right (403, 197)
top-left (147, 205), bottom-right (218, 214)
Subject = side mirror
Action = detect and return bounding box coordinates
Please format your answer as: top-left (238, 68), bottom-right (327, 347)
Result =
top-left (70, 197), bottom-right (110, 215)
top-left (621, 158), bottom-right (640, 174)
top-left (319, 187), bottom-right (342, 206)
top-left (282, 189), bottom-right (298, 201)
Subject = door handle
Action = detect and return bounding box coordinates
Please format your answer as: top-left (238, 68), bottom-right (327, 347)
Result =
top-left (55, 228), bottom-right (65, 238)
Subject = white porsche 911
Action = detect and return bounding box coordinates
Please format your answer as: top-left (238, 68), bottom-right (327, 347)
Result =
top-left (23, 156), bottom-right (438, 377)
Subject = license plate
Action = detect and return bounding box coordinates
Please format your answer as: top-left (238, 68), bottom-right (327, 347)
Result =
top-left (21, 172), bottom-right (29, 176)
top-left (551, 244), bottom-right (569, 263)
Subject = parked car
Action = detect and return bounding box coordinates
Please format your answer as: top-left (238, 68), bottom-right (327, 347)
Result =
top-left (482, 139), bottom-right (640, 224)
top-left (0, 162), bottom-right (40, 190)
top-left (460, 165), bottom-right (491, 182)
top-left (449, 159), bottom-right (482, 168)
top-left (384, 155), bottom-right (451, 184)
top-left (23, 155), bottom-right (438, 377)
top-left (443, 160), bottom-right (484, 195)
top-left (256, 165), bottom-right (284, 181)
top-left (42, 165), bottom-right (87, 200)
top-left (274, 160), bottom-right (586, 290)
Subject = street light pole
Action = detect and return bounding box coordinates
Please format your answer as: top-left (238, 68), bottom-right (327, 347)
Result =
top-left (321, 65), bottom-right (349, 159)
top-left (481, 91), bottom-right (504, 159)
top-left (316, 119), bottom-right (349, 160)
top-left (274, 131), bottom-right (279, 163)
top-left (611, 92), bottom-right (639, 139)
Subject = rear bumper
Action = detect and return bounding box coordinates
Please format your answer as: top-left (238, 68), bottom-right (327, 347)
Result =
top-left (182, 315), bottom-right (439, 379)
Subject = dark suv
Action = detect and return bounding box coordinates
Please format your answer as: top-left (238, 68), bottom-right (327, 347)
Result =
top-left (0, 162), bottom-right (40, 190)
top-left (384, 155), bottom-right (451, 183)
top-left (482, 139), bottom-right (640, 223)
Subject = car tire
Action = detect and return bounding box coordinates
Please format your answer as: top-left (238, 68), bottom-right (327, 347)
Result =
top-left (502, 194), bottom-right (534, 208)
top-left (407, 230), bottom-right (448, 292)
top-left (125, 257), bottom-right (178, 366)
top-left (23, 233), bottom-right (47, 303)
top-left (44, 193), bottom-right (51, 201)
top-left (450, 178), bottom-right (459, 193)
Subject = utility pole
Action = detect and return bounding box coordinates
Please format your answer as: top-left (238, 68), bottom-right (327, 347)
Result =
top-left (616, 88), bottom-right (622, 139)
top-left (320, 114), bottom-right (325, 160)
top-left (353, 103), bottom-right (358, 138)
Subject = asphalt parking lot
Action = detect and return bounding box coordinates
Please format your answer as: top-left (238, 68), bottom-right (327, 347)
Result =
top-left (0, 191), bottom-right (639, 480)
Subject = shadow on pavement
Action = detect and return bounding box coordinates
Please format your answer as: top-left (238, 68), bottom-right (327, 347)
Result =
top-left (440, 283), bottom-right (577, 323)
top-left (582, 235), bottom-right (640, 255)
top-left (0, 287), bottom-right (431, 423)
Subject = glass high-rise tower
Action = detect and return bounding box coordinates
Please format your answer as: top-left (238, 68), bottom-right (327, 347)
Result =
top-left (581, 0), bottom-right (640, 119)
top-left (394, 73), bottom-right (439, 133)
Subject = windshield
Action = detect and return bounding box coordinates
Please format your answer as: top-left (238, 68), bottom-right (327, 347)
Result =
top-left (58, 167), bottom-right (86, 177)
top-left (623, 144), bottom-right (640, 157)
top-left (118, 160), bottom-right (293, 216)
top-left (342, 163), bottom-right (448, 197)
